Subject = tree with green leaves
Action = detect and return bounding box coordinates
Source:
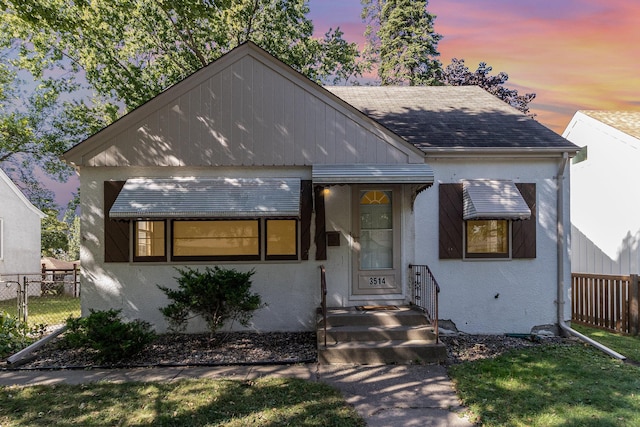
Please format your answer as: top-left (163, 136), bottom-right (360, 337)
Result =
top-left (0, 56), bottom-right (72, 194)
top-left (41, 195), bottom-right (80, 260)
top-left (2, 0), bottom-right (361, 113)
top-left (1, 0), bottom-right (361, 216)
top-left (442, 58), bottom-right (536, 116)
top-left (361, 0), bottom-right (442, 85)
top-left (0, 22), bottom-right (114, 205)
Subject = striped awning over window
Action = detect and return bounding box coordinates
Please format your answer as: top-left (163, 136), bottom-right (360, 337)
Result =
top-left (312, 164), bottom-right (434, 184)
top-left (109, 177), bottom-right (301, 219)
top-left (463, 180), bottom-right (531, 220)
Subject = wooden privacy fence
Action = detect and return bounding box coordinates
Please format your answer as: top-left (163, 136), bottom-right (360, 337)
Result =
top-left (571, 273), bottom-right (640, 335)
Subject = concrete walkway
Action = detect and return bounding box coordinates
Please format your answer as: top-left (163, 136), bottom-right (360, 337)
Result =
top-left (0, 364), bottom-right (474, 427)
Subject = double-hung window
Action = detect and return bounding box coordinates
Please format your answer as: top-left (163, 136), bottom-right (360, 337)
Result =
top-left (134, 220), bottom-right (166, 262)
top-left (465, 219), bottom-right (509, 258)
top-left (265, 219), bottom-right (298, 260)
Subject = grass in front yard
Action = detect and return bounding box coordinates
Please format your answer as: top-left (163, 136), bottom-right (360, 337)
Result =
top-left (0, 295), bottom-right (80, 327)
top-left (0, 377), bottom-right (365, 426)
top-left (572, 324), bottom-right (640, 362)
top-left (448, 343), bottom-right (640, 426)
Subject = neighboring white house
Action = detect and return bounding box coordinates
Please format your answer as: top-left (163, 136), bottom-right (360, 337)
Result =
top-left (564, 110), bottom-right (640, 275)
top-left (0, 168), bottom-right (46, 299)
top-left (63, 42), bottom-right (578, 335)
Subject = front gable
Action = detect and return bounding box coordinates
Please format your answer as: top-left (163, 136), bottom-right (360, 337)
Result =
top-left (64, 42), bottom-right (424, 168)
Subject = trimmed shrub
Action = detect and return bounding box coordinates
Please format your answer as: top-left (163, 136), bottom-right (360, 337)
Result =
top-left (62, 309), bottom-right (156, 364)
top-left (158, 266), bottom-right (265, 335)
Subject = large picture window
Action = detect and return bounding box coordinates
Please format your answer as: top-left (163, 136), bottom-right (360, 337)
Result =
top-left (173, 220), bottom-right (260, 260)
top-left (465, 219), bottom-right (509, 258)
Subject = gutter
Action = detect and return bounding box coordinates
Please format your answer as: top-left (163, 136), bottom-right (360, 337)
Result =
top-left (6, 326), bottom-right (68, 366)
top-left (555, 152), bottom-right (626, 361)
top-left (422, 146), bottom-right (581, 159)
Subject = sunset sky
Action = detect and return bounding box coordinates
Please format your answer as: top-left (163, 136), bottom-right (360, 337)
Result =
top-left (46, 0), bottom-right (640, 206)
top-left (308, 0), bottom-right (640, 133)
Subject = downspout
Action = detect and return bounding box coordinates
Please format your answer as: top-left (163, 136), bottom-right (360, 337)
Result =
top-left (555, 152), bottom-right (626, 360)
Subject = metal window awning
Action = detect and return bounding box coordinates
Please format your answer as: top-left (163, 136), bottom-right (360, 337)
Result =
top-left (463, 180), bottom-right (531, 220)
top-left (312, 164), bottom-right (434, 184)
top-left (109, 177), bottom-right (301, 219)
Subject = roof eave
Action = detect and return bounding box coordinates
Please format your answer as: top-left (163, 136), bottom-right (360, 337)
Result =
top-left (420, 146), bottom-right (580, 159)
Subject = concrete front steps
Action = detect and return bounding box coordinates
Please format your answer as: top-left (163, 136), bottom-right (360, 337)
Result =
top-left (317, 306), bottom-right (447, 364)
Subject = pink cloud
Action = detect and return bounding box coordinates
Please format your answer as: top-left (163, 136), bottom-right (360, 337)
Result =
top-left (429, 0), bottom-right (640, 131)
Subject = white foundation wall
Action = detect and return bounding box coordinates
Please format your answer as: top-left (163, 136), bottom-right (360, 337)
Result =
top-left (414, 157), bottom-right (572, 334)
top-left (79, 166), bottom-right (324, 333)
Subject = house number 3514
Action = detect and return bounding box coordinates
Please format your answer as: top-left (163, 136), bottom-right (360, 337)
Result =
top-left (369, 277), bottom-right (386, 286)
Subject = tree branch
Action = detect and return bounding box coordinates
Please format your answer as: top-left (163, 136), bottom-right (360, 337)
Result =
top-left (158, 4), bottom-right (208, 67)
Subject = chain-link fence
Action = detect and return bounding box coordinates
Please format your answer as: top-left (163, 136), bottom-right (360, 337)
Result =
top-left (0, 267), bottom-right (81, 331)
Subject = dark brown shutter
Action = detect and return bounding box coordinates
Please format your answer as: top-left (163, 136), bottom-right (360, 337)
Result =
top-left (300, 180), bottom-right (313, 260)
top-left (104, 181), bottom-right (130, 263)
top-left (314, 185), bottom-right (327, 261)
top-left (512, 183), bottom-right (536, 259)
top-left (439, 183), bottom-right (464, 259)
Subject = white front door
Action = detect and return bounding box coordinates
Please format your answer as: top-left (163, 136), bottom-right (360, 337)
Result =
top-left (352, 186), bottom-right (402, 295)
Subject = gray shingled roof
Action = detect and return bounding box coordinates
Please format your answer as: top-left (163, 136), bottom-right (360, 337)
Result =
top-left (580, 111), bottom-right (640, 140)
top-left (325, 86), bottom-right (578, 152)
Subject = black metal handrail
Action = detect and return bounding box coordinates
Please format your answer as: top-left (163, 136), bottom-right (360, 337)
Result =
top-left (319, 265), bottom-right (327, 347)
top-left (409, 264), bottom-right (440, 342)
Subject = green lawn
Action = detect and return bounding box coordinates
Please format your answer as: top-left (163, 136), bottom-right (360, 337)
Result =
top-left (0, 377), bottom-right (365, 426)
top-left (0, 295), bottom-right (80, 327)
top-left (572, 324), bottom-right (640, 362)
top-left (449, 342), bottom-right (640, 426)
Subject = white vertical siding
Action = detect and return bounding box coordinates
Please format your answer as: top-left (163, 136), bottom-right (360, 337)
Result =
top-left (0, 171), bottom-right (43, 278)
top-left (566, 111), bottom-right (640, 275)
top-left (571, 225), bottom-right (640, 275)
top-left (79, 50), bottom-right (417, 168)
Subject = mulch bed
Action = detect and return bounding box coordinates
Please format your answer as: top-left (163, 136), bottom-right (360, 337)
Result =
top-left (3, 331), bottom-right (577, 370)
top-left (6, 332), bottom-right (318, 369)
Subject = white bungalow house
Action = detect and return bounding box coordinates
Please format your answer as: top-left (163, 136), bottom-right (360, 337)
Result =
top-left (0, 168), bottom-right (46, 300)
top-left (564, 110), bottom-right (640, 275)
top-left (63, 42), bottom-right (578, 339)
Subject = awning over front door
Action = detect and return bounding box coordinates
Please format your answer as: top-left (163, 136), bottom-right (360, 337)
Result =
top-left (109, 177), bottom-right (301, 219)
top-left (311, 164), bottom-right (434, 184)
top-left (462, 179), bottom-right (531, 220)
